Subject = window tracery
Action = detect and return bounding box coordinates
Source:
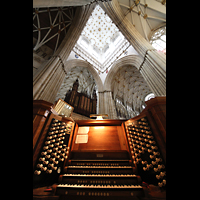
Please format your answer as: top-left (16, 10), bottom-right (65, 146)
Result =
top-left (150, 26), bottom-right (166, 54)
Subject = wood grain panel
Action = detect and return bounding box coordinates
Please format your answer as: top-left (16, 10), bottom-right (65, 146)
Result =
top-left (74, 126), bottom-right (121, 151)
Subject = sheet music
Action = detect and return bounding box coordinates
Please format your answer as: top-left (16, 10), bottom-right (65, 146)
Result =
top-left (75, 126), bottom-right (89, 143)
top-left (75, 135), bottom-right (88, 143)
top-left (78, 127), bottom-right (89, 134)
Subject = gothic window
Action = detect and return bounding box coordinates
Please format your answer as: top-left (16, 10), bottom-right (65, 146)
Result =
top-left (150, 26), bottom-right (166, 54)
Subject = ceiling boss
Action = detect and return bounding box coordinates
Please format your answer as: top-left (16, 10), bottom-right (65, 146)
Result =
top-left (81, 5), bottom-right (119, 52)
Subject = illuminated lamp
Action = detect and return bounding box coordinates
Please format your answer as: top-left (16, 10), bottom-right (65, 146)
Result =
top-left (90, 114), bottom-right (108, 120)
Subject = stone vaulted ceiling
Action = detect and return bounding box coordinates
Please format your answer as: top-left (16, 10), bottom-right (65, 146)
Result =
top-left (72, 4), bottom-right (131, 73)
top-left (55, 66), bottom-right (97, 101)
top-left (111, 65), bottom-right (151, 113)
top-left (80, 4), bottom-right (119, 53)
top-left (118, 0), bottom-right (166, 41)
top-left (33, 6), bottom-right (77, 54)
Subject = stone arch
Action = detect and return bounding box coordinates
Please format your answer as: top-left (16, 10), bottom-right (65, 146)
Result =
top-left (64, 59), bottom-right (104, 93)
top-left (104, 55), bottom-right (143, 91)
top-left (99, 0), bottom-right (166, 96)
top-left (100, 55), bottom-right (145, 118)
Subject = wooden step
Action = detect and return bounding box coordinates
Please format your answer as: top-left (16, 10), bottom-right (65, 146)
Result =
top-left (55, 184), bottom-right (144, 198)
top-left (70, 150), bottom-right (130, 160)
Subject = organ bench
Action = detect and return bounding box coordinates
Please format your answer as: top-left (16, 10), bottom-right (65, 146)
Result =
top-left (33, 97), bottom-right (166, 200)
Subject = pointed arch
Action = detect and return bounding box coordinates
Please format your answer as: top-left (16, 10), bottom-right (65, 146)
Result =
top-left (104, 55), bottom-right (143, 91)
top-left (64, 59), bottom-right (104, 92)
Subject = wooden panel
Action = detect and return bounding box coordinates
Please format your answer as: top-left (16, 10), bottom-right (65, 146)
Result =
top-left (70, 150), bottom-right (130, 160)
top-left (72, 126), bottom-right (121, 151)
top-left (117, 126), bottom-right (127, 150)
top-left (145, 97), bottom-right (166, 138)
top-left (75, 119), bottom-right (125, 126)
top-left (71, 124), bottom-right (79, 151)
top-left (33, 100), bottom-right (53, 151)
top-left (89, 101), bottom-right (92, 113)
top-left (145, 97), bottom-right (166, 164)
top-left (84, 96), bottom-right (88, 111)
top-left (33, 186), bottom-right (59, 200)
top-left (87, 98), bottom-right (90, 112)
top-left (74, 95), bottom-right (79, 107)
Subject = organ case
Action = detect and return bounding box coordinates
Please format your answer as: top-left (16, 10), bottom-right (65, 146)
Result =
top-left (64, 79), bottom-right (97, 117)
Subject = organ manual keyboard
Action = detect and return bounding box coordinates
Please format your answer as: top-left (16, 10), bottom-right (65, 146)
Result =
top-left (33, 97), bottom-right (166, 200)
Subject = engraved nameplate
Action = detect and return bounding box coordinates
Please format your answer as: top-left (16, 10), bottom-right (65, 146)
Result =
top-left (96, 154), bottom-right (103, 157)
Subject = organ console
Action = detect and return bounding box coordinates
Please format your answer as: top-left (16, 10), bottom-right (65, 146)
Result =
top-left (33, 97), bottom-right (166, 200)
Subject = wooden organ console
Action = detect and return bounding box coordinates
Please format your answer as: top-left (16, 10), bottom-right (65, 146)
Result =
top-left (33, 97), bottom-right (166, 200)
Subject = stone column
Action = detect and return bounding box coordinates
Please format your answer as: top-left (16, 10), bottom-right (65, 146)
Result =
top-left (33, 57), bottom-right (65, 103)
top-left (33, 4), bottom-right (96, 103)
top-left (139, 50), bottom-right (166, 96)
top-left (110, 93), bottom-right (118, 119)
top-left (104, 91), bottom-right (117, 119)
top-left (99, 0), bottom-right (166, 96)
top-left (97, 91), bottom-right (105, 114)
top-left (98, 91), bottom-right (117, 119)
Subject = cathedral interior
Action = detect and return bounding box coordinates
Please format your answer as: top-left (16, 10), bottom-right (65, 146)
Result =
top-left (33, 0), bottom-right (166, 199)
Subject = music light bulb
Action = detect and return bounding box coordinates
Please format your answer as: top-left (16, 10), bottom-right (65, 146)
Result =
top-left (96, 116), bottom-right (103, 120)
